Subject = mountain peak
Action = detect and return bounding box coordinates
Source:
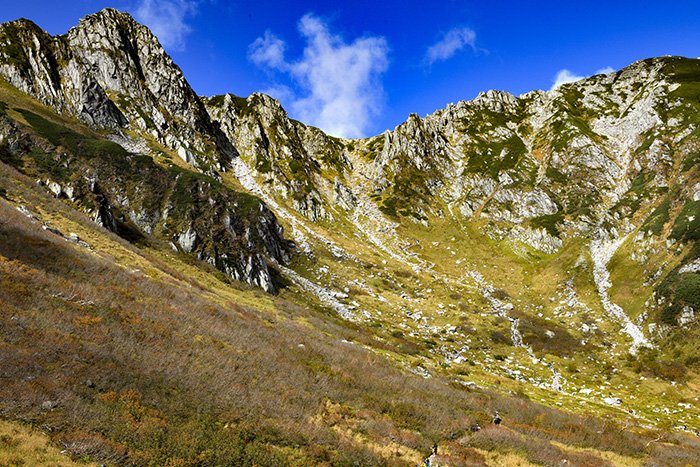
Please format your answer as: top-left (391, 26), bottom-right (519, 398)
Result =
top-left (0, 10), bottom-right (239, 167)
top-left (1, 17), bottom-right (42, 30)
top-left (68, 7), bottom-right (160, 53)
top-left (0, 17), bottom-right (51, 46)
top-left (74, 7), bottom-right (141, 31)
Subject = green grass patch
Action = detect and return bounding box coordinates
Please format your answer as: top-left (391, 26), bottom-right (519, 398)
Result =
top-left (627, 349), bottom-right (688, 381)
top-left (661, 57), bottom-right (700, 129)
top-left (206, 94), bottom-right (226, 107)
top-left (545, 165), bottom-right (568, 184)
top-left (464, 134), bottom-right (527, 179)
top-left (676, 273), bottom-right (700, 309)
top-left (0, 23), bottom-right (31, 70)
top-left (641, 196), bottom-right (671, 235)
top-left (682, 150), bottom-right (700, 172)
top-left (658, 268), bottom-right (700, 325)
top-left (529, 212), bottom-right (564, 237)
top-left (670, 200), bottom-right (700, 242)
top-left (15, 108), bottom-right (128, 160)
top-left (255, 153), bottom-right (272, 173)
top-left (614, 171), bottom-right (653, 215)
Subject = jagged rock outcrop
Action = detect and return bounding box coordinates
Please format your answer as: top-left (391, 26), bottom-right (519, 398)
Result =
top-left (0, 78), bottom-right (290, 293)
top-left (0, 9), bottom-right (235, 169)
top-left (202, 58), bottom-right (687, 261)
top-left (204, 93), bottom-right (347, 221)
top-left (0, 18), bottom-right (127, 129)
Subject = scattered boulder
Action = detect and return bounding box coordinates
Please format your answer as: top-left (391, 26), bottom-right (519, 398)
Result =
top-left (603, 397), bottom-right (622, 407)
top-left (41, 400), bottom-right (58, 411)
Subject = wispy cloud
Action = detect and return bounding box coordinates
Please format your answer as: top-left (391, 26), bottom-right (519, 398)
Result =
top-left (596, 66), bottom-right (615, 75)
top-left (134, 0), bottom-right (198, 52)
top-left (551, 69), bottom-right (585, 89)
top-left (249, 31), bottom-right (286, 68)
top-left (551, 66), bottom-right (615, 90)
top-left (248, 14), bottom-right (389, 139)
top-left (425, 26), bottom-right (476, 65)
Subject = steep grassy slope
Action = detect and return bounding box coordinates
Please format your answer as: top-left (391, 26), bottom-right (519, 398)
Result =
top-left (6, 155), bottom-right (700, 465)
top-left (202, 57), bottom-right (700, 432)
top-left (0, 81), bottom-right (696, 465)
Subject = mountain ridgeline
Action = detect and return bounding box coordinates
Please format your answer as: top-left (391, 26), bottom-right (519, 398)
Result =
top-left (0, 9), bottom-right (291, 291)
top-left (1, 9), bottom-right (698, 322)
top-left (1, 8), bottom-right (700, 465)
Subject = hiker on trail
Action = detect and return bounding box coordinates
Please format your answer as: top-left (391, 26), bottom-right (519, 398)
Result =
top-left (493, 411), bottom-right (502, 425)
top-left (470, 423), bottom-right (481, 432)
top-left (422, 444), bottom-right (438, 467)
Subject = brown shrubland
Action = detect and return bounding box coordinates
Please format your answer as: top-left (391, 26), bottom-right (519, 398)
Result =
top-left (1, 167), bottom-right (699, 465)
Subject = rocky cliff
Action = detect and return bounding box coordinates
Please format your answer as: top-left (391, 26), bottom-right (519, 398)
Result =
top-left (0, 9), bottom-right (235, 169)
top-left (0, 9), bottom-right (293, 292)
top-left (206, 56), bottom-right (699, 339)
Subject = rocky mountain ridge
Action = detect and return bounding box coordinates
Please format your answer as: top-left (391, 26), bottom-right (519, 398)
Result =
top-left (202, 52), bottom-right (699, 355)
top-left (0, 9), bottom-right (235, 168)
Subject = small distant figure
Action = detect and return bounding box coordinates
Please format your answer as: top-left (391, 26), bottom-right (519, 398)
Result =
top-left (423, 444), bottom-right (438, 467)
top-left (493, 411), bottom-right (502, 425)
top-left (470, 423), bottom-right (481, 432)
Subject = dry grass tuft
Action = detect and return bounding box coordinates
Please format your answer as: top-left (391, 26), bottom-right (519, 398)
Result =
top-left (0, 419), bottom-right (93, 466)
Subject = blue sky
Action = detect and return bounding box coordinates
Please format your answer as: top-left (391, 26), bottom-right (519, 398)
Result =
top-left (2, 1), bottom-right (700, 138)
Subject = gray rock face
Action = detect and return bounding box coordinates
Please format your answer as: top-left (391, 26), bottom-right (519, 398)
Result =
top-left (205, 93), bottom-right (342, 221)
top-left (0, 9), bottom-right (234, 168)
top-left (66, 9), bottom-right (226, 160)
top-left (177, 227), bottom-right (197, 253)
top-left (679, 306), bottom-right (696, 327)
top-left (679, 259), bottom-right (700, 274)
top-left (0, 19), bottom-right (127, 129)
top-left (334, 179), bottom-right (357, 210)
top-left (0, 81), bottom-right (291, 293)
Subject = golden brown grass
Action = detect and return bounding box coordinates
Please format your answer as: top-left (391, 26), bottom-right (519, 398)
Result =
top-left (0, 419), bottom-right (93, 466)
top-left (0, 159), bottom-right (699, 465)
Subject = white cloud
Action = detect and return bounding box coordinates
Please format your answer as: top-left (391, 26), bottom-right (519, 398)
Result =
top-left (425, 27), bottom-right (476, 65)
top-left (249, 31), bottom-right (286, 68)
top-left (248, 14), bottom-right (389, 138)
top-left (551, 69), bottom-right (585, 89)
top-left (134, 0), bottom-right (198, 52)
top-left (550, 66), bottom-right (616, 90)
